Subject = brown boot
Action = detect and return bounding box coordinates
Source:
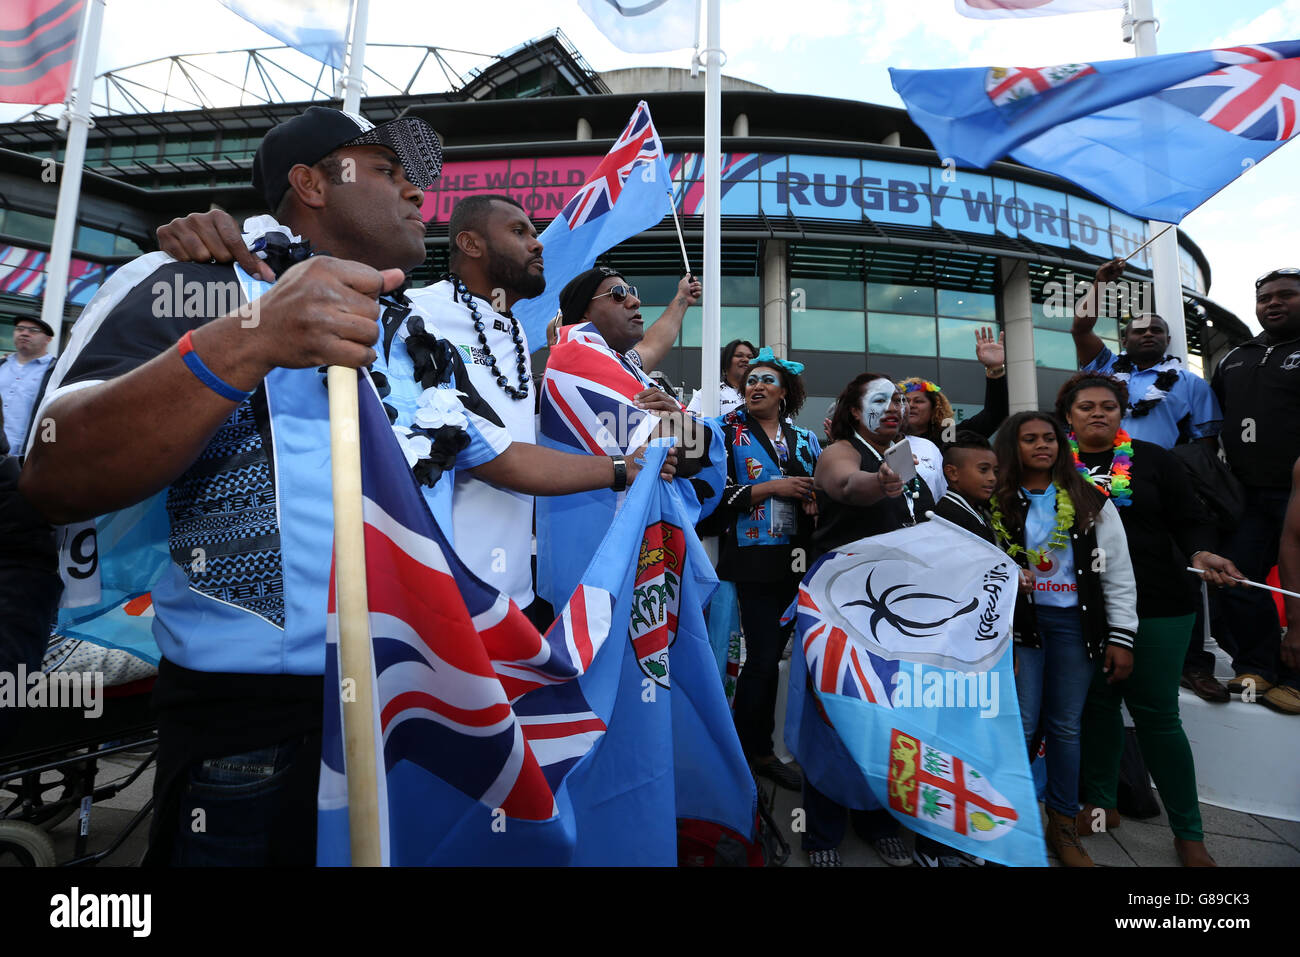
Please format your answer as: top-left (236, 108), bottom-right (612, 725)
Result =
top-left (1174, 837), bottom-right (1216, 867)
top-left (1075, 804), bottom-right (1120, 835)
top-left (1047, 808), bottom-right (1095, 867)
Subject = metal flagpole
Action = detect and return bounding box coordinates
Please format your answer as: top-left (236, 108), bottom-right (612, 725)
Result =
top-left (1126, 0), bottom-right (1189, 362)
top-left (38, 0), bottom-right (105, 359)
top-left (340, 0), bottom-right (370, 113)
top-left (698, 0), bottom-right (722, 417)
top-left (330, 0), bottom-right (382, 867)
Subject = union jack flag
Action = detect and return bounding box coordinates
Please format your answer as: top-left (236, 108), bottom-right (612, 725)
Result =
top-left (319, 376), bottom-right (615, 863)
top-left (795, 584), bottom-right (898, 708)
top-left (561, 100), bottom-right (666, 230)
top-left (540, 322), bottom-right (682, 457)
top-left (1159, 44), bottom-right (1300, 141)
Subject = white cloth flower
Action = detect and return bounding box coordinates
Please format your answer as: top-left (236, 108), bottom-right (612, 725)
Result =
top-left (413, 387), bottom-right (469, 431)
top-left (391, 426), bottom-right (432, 469)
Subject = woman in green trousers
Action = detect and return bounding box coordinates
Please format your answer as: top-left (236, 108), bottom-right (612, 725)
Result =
top-left (1056, 372), bottom-right (1245, 867)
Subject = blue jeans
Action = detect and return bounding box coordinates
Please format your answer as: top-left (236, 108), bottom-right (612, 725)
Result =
top-left (170, 732), bottom-right (320, 866)
top-left (1015, 605), bottom-right (1093, 817)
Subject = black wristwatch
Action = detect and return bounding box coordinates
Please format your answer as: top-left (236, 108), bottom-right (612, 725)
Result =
top-left (609, 454), bottom-right (628, 492)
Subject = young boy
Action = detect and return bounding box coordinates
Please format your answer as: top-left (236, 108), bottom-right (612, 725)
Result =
top-left (929, 432), bottom-right (998, 545)
top-left (914, 433), bottom-right (999, 866)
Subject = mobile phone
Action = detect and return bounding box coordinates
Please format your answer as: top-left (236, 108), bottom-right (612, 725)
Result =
top-left (883, 437), bottom-right (917, 484)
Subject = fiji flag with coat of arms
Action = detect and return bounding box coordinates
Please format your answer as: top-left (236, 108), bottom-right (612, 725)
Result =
top-left (512, 100), bottom-right (675, 351)
top-left (891, 41), bottom-right (1300, 222)
top-left (318, 375), bottom-right (754, 865)
top-left (786, 516), bottom-right (1047, 867)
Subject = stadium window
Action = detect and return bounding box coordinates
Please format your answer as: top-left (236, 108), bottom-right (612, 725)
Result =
top-left (670, 305), bottom-right (760, 348)
top-left (937, 289), bottom-right (996, 321)
top-left (867, 312), bottom-right (936, 357)
top-left (74, 225), bottom-right (116, 256)
top-left (1034, 328), bottom-right (1077, 369)
top-left (792, 308), bottom-right (865, 352)
top-left (109, 141), bottom-right (133, 161)
top-left (114, 234), bottom-right (144, 256)
top-left (791, 277), bottom-right (862, 312)
top-left (868, 283), bottom-right (934, 315)
top-left (938, 317), bottom-right (998, 361)
top-left (133, 138), bottom-right (161, 162)
top-left (3, 210), bottom-right (55, 244)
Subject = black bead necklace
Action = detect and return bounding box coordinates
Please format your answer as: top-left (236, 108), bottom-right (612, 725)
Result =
top-left (448, 272), bottom-right (530, 400)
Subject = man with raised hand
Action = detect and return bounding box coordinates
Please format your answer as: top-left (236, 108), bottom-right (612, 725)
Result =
top-left (23, 107), bottom-right (669, 866)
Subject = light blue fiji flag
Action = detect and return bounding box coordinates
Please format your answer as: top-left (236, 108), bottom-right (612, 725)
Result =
top-left (891, 41), bottom-right (1300, 222)
top-left (786, 517), bottom-right (1047, 868)
top-left (219, 0), bottom-right (349, 70)
top-left (512, 100), bottom-right (675, 352)
top-left (317, 372), bottom-right (754, 865)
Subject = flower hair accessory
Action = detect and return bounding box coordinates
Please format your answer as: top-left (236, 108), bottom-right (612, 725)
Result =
top-left (900, 379), bottom-right (942, 395)
top-left (747, 346), bottom-right (804, 376)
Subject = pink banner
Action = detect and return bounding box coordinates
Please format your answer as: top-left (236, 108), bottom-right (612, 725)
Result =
top-left (421, 156), bottom-right (601, 223)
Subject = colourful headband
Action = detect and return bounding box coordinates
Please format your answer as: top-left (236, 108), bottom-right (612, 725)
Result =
top-left (747, 346), bottom-right (804, 377)
top-left (900, 379), bottom-right (942, 395)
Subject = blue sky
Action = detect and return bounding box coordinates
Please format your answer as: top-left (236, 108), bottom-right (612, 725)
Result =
top-left (6, 0), bottom-right (1297, 329)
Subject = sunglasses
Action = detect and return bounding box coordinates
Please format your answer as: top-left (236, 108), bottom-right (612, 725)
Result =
top-left (745, 372), bottom-right (781, 387)
top-left (1256, 268), bottom-right (1300, 289)
top-left (591, 284), bottom-right (638, 303)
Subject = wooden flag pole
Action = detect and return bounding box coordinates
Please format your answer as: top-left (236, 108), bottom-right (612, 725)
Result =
top-left (1119, 222), bottom-right (1174, 264)
top-left (327, 366), bottom-right (383, 867)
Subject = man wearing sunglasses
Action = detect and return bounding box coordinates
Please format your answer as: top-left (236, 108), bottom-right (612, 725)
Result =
top-left (535, 267), bottom-right (722, 607)
top-left (1209, 267), bottom-right (1300, 714)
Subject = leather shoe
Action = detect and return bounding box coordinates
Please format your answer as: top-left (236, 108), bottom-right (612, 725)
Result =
top-left (1261, 685), bottom-right (1300, 715)
top-left (753, 757), bottom-right (802, 791)
top-left (1075, 804), bottom-right (1120, 834)
top-left (1227, 673), bottom-right (1274, 696)
top-left (1181, 671), bottom-right (1230, 703)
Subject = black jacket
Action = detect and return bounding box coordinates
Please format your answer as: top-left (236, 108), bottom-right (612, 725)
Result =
top-left (1211, 330), bottom-right (1300, 489)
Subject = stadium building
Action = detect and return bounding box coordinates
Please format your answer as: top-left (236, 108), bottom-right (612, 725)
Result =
top-left (0, 30), bottom-right (1251, 431)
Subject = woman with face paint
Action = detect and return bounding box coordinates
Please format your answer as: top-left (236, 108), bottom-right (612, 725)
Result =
top-left (797, 373), bottom-right (948, 867)
top-left (714, 350), bottom-right (821, 792)
top-left (990, 411), bottom-right (1139, 867)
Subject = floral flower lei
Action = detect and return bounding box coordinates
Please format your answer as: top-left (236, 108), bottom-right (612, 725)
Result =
top-left (989, 486), bottom-right (1075, 566)
top-left (1068, 428), bottom-right (1134, 507)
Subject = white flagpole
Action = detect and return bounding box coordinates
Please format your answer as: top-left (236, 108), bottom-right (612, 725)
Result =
top-left (340, 0), bottom-right (370, 114)
top-left (699, 0), bottom-right (722, 417)
top-left (38, 0), bottom-right (105, 359)
top-left (1127, 0), bottom-right (1188, 362)
top-left (331, 0), bottom-right (382, 866)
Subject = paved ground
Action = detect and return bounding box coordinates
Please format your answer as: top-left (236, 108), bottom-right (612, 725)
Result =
top-left (13, 748), bottom-right (1293, 867)
top-left (765, 769), bottom-right (1300, 867)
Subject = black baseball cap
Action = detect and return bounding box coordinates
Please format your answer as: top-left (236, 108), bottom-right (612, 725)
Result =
top-left (251, 106), bottom-right (444, 211)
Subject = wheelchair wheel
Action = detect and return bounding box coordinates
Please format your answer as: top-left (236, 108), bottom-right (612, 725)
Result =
top-left (1, 762), bottom-right (89, 830)
top-left (0, 820), bottom-right (57, 867)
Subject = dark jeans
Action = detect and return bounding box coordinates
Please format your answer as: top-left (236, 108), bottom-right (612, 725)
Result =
top-left (0, 562), bottom-right (62, 747)
top-left (801, 779), bottom-right (897, 851)
top-left (1217, 487), bottom-right (1295, 689)
top-left (732, 578), bottom-right (799, 760)
top-left (165, 731), bottom-right (321, 866)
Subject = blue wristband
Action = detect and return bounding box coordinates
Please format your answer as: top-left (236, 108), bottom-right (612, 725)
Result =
top-left (177, 330), bottom-right (254, 402)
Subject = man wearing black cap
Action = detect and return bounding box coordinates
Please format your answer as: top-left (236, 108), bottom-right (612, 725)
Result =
top-left (1, 316), bottom-right (56, 454)
top-left (536, 267), bottom-right (721, 607)
top-left (21, 107), bottom-right (669, 866)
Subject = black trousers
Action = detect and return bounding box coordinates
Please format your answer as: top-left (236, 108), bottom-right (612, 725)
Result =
top-left (0, 561), bottom-right (62, 747)
top-left (731, 578), bottom-right (799, 761)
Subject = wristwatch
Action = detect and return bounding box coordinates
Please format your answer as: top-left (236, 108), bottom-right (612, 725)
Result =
top-left (609, 454), bottom-right (628, 492)
top-left (985, 364), bottom-right (1007, 379)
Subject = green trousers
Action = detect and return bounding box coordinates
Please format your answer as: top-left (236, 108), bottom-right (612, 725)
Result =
top-left (1080, 614), bottom-right (1204, 841)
